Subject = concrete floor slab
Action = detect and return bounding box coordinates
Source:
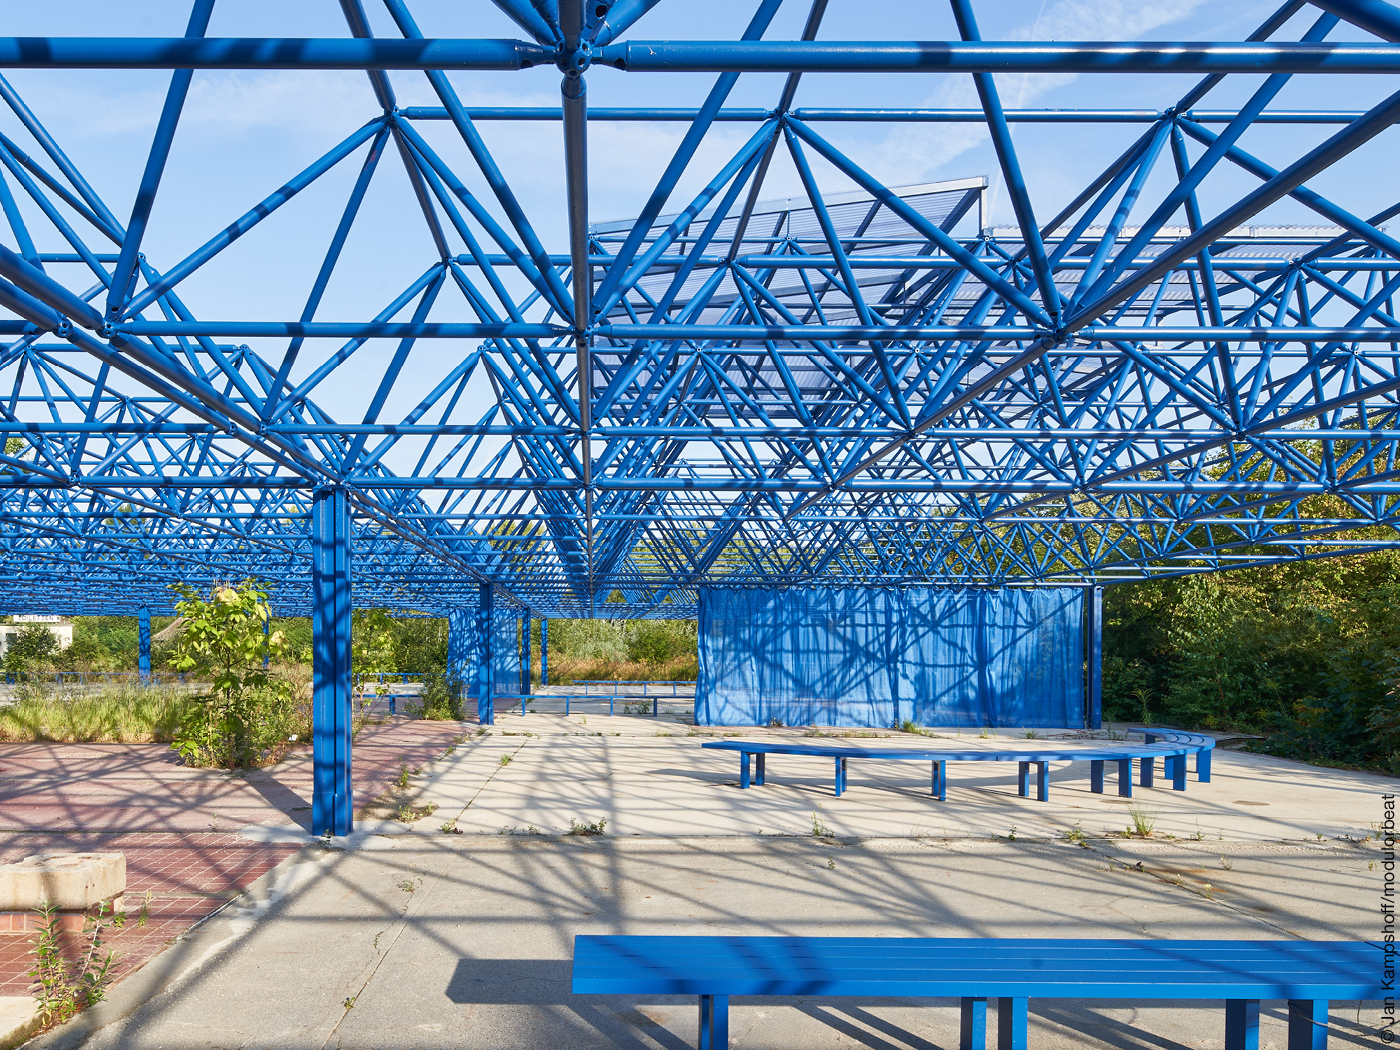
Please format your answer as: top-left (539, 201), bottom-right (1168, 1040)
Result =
top-left (40, 835), bottom-right (1381, 1050)
top-left (22, 716), bottom-right (1387, 1049)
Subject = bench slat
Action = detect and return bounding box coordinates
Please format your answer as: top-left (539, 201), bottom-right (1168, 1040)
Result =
top-left (573, 936), bottom-right (1380, 1000)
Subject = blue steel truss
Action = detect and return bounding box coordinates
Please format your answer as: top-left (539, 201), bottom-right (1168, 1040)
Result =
top-left (0, 0), bottom-right (1399, 619)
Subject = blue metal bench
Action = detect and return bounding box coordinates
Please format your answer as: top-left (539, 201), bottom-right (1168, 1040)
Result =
top-left (572, 935), bottom-right (1378, 1050)
top-left (701, 732), bottom-right (1213, 802)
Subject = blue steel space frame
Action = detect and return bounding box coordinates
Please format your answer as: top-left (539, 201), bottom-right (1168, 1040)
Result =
top-left (0, 0), bottom-right (1396, 628)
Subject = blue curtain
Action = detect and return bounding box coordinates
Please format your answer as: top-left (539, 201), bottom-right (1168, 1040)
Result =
top-left (493, 613), bottom-right (521, 696)
top-left (447, 607), bottom-right (522, 697)
top-left (696, 586), bottom-right (1083, 727)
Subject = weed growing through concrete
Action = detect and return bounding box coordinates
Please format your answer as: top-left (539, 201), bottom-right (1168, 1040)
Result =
top-left (396, 762), bottom-right (411, 789)
top-left (1127, 805), bottom-right (1157, 837)
top-left (440, 819), bottom-right (461, 834)
top-left (136, 891), bottom-right (152, 928)
top-left (1193, 821), bottom-right (1204, 841)
top-left (1006, 825), bottom-right (1018, 842)
top-left (827, 858), bottom-right (836, 870)
top-left (475, 727), bottom-right (489, 736)
top-left (568, 817), bottom-right (607, 836)
top-left (979, 727), bottom-right (993, 739)
top-left (767, 717), bottom-right (784, 728)
top-left (1065, 821), bottom-right (1085, 844)
top-left (397, 878), bottom-right (416, 893)
top-left (344, 996), bottom-right (356, 1009)
top-left (499, 754), bottom-right (512, 766)
top-left (1023, 729), bottom-right (1040, 739)
top-left (1220, 855), bottom-right (1233, 870)
top-left (28, 899), bottom-right (117, 1026)
top-left (811, 806), bottom-right (834, 839)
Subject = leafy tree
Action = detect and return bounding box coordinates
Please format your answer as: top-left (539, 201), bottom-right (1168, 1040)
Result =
top-left (1102, 550), bottom-right (1400, 771)
top-left (2, 624), bottom-right (59, 679)
top-left (169, 581), bottom-right (296, 767)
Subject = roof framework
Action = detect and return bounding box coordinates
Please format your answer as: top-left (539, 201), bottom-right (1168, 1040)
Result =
top-left (1, 0), bottom-right (1399, 618)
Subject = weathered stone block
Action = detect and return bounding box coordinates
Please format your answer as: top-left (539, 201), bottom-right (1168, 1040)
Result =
top-left (0, 853), bottom-right (125, 911)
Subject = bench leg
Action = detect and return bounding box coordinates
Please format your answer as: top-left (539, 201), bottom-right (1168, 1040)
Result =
top-left (841, 757), bottom-right (848, 794)
top-left (997, 996), bottom-right (1027, 1050)
top-left (1287, 999), bottom-right (1327, 1050)
top-left (1090, 759), bottom-right (1104, 794)
top-left (1017, 761), bottom-right (1029, 798)
top-left (755, 753), bottom-right (765, 787)
top-left (1171, 753), bottom-right (1187, 791)
top-left (1139, 756), bottom-right (1154, 787)
top-left (1226, 999), bottom-right (1260, 1050)
top-left (959, 996), bottom-right (987, 1050)
top-left (740, 753), bottom-right (750, 790)
top-left (932, 760), bottom-right (946, 802)
top-left (1198, 748), bottom-right (1212, 783)
top-left (1036, 761), bottom-right (1049, 801)
top-left (699, 994), bottom-right (729, 1050)
top-left (834, 756), bottom-right (843, 797)
top-left (1117, 759), bottom-right (1133, 798)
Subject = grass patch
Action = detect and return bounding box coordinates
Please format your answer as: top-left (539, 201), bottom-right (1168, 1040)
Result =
top-left (0, 685), bottom-right (198, 743)
top-left (1127, 804), bottom-right (1158, 838)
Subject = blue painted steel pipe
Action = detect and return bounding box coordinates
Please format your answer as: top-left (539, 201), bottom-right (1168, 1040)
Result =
top-left (138, 606), bottom-right (151, 683)
top-left (311, 487), bottom-right (354, 837)
top-left (595, 40), bottom-right (1400, 73)
top-left (398, 106), bottom-right (1374, 123)
top-left (0, 38), bottom-right (553, 69)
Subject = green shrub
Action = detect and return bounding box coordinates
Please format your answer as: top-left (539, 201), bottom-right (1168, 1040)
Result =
top-left (418, 673), bottom-right (464, 720)
top-left (3, 624), bottom-right (59, 679)
top-left (169, 581), bottom-right (300, 768)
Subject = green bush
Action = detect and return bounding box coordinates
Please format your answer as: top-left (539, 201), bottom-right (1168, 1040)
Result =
top-left (417, 673), bottom-right (464, 720)
top-left (1102, 551), bottom-right (1400, 770)
top-left (625, 620), bottom-right (697, 664)
top-left (3, 624), bottom-right (59, 678)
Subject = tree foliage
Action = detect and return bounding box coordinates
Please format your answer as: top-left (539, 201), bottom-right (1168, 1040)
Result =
top-left (1103, 551), bottom-right (1400, 772)
top-left (169, 581), bottom-right (299, 767)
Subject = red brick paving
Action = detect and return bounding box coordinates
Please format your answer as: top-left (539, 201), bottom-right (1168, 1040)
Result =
top-left (0, 708), bottom-right (471, 998)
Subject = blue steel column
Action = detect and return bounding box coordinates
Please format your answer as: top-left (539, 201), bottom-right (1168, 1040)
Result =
top-left (311, 486), bottom-right (353, 837)
top-left (521, 617), bottom-right (531, 695)
top-left (474, 583), bottom-right (495, 725)
top-left (540, 618), bottom-right (548, 687)
top-left (137, 606), bottom-right (151, 684)
top-left (1088, 586), bottom-right (1103, 730)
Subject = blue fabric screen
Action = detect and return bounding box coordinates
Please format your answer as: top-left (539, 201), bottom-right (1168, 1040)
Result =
top-left (446, 607), bottom-right (522, 697)
top-left (696, 587), bottom-right (1084, 727)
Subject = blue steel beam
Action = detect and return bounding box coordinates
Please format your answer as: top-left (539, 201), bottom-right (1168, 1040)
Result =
top-left (0, 39), bottom-right (1397, 73)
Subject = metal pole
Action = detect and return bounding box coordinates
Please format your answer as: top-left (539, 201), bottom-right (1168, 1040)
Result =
top-left (475, 582), bottom-right (495, 725)
top-left (311, 486), bottom-right (353, 837)
top-left (137, 605), bottom-right (151, 684)
top-left (1088, 586), bottom-right (1103, 730)
top-left (540, 617), bottom-right (548, 690)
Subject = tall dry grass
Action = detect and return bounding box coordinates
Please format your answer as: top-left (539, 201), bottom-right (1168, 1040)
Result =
top-left (0, 683), bottom-right (199, 743)
top-left (542, 653), bottom-right (697, 685)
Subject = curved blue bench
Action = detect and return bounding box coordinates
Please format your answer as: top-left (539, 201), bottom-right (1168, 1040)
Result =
top-left (701, 729), bottom-right (1214, 802)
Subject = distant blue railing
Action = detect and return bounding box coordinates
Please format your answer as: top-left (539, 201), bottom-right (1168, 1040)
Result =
top-left (3, 670), bottom-right (192, 686)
